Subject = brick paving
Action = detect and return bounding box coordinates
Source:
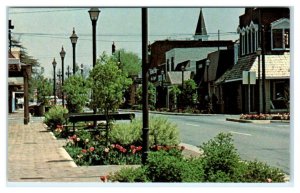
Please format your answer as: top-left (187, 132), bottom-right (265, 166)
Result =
top-left (7, 111), bottom-right (138, 182)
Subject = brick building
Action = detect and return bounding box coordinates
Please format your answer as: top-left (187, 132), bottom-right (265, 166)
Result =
top-left (215, 8), bottom-right (290, 114)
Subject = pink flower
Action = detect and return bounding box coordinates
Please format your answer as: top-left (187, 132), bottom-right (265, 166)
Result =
top-left (82, 149), bottom-right (87, 153)
top-left (89, 147), bottom-right (95, 152)
top-left (100, 175), bottom-right (109, 182)
top-left (132, 149), bottom-right (136, 154)
top-left (136, 146), bottom-right (142, 151)
top-left (130, 145), bottom-right (136, 150)
top-left (111, 144), bottom-right (115, 148)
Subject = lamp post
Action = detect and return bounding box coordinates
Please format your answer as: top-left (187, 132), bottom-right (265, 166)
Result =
top-left (81, 63), bottom-right (84, 76)
top-left (70, 28), bottom-right (78, 75)
top-left (89, 8), bottom-right (100, 68)
top-left (256, 47), bottom-right (262, 114)
top-left (60, 46), bottom-right (66, 107)
top-left (261, 25), bottom-right (266, 114)
top-left (89, 8), bottom-right (100, 127)
top-left (141, 8), bottom-right (149, 165)
top-left (52, 58), bottom-right (57, 105)
top-left (206, 59), bottom-right (210, 97)
top-left (181, 65), bottom-right (185, 89)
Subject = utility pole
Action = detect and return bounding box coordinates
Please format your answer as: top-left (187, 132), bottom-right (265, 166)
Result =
top-left (8, 20), bottom-right (14, 52)
top-left (141, 8), bottom-right (149, 165)
top-left (261, 25), bottom-right (266, 114)
top-left (66, 65), bottom-right (71, 78)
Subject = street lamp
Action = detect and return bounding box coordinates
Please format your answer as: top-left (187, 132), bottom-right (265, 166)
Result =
top-left (206, 59), bottom-right (210, 97)
top-left (81, 63), bottom-right (84, 76)
top-left (181, 65), bottom-right (185, 89)
top-left (89, 8), bottom-right (100, 68)
top-left (256, 47), bottom-right (262, 114)
top-left (52, 58), bottom-right (57, 105)
top-left (60, 46), bottom-right (66, 107)
top-left (89, 8), bottom-right (100, 126)
top-left (70, 28), bottom-right (78, 75)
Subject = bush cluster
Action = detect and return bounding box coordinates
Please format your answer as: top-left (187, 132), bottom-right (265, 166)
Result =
top-left (109, 116), bottom-right (180, 147)
top-left (109, 133), bottom-right (286, 183)
top-left (44, 105), bottom-right (68, 130)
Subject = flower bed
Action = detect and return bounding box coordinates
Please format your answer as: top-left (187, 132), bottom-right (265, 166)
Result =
top-left (240, 113), bottom-right (290, 120)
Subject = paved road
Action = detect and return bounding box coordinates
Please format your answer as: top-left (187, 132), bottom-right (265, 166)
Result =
top-left (133, 112), bottom-right (290, 174)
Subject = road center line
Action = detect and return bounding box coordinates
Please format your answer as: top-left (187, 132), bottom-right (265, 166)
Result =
top-left (230, 131), bottom-right (252, 136)
top-left (186, 123), bottom-right (200, 127)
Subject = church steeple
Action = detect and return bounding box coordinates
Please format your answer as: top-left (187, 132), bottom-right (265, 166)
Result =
top-left (194, 8), bottom-right (209, 41)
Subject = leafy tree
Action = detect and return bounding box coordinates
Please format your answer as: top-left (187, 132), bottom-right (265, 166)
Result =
top-left (113, 49), bottom-right (141, 76)
top-left (169, 85), bottom-right (181, 110)
top-left (62, 75), bottom-right (90, 113)
top-left (88, 53), bottom-right (132, 144)
top-left (36, 76), bottom-right (52, 105)
top-left (180, 79), bottom-right (198, 108)
top-left (136, 82), bottom-right (156, 110)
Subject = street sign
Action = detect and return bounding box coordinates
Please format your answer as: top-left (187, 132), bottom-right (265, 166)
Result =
top-left (242, 71), bottom-right (256, 85)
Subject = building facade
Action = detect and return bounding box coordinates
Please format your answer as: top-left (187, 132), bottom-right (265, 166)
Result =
top-left (215, 8), bottom-right (290, 114)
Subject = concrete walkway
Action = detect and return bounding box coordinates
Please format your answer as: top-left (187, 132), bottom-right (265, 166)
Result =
top-left (7, 111), bottom-right (138, 182)
top-left (7, 110), bottom-right (201, 183)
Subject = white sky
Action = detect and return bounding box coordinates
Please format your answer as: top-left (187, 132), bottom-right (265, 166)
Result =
top-left (8, 7), bottom-right (244, 78)
top-left (1, 0), bottom-right (299, 193)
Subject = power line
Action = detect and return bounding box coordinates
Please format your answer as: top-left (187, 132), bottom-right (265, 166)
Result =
top-left (9, 8), bottom-right (87, 14)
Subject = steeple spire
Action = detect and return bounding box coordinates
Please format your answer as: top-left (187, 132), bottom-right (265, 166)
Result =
top-left (194, 8), bottom-right (209, 41)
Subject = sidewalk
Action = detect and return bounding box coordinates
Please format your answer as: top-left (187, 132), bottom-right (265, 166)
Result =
top-left (7, 111), bottom-right (201, 183)
top-left (7, 111), bottom-right (138, 182)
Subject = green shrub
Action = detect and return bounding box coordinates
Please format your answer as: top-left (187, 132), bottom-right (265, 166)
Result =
top-left (240, 160), bottom-right (285, 182)
top-left (109, 117), bottom-right (180, 147)
top-left (109, 167), bottom-right (149, 182)
top-left (74, 129), bottom-right (92, 148)
top-left (109, 119), bottom-right (142, 146)
top-left (63, 75), bottom-right (89, 113)
top-left (149, 116), bottom-right (180, 146)
top-left (200, 132), bottom-right (241, 182)
top-left (44, 105), bottom-right (68, 130)
top-left (181, 158), bottom-right (205, 182)
top-left (146, 150), bottom-right (184, 182)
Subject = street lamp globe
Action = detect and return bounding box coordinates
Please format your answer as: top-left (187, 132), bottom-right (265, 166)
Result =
top-left (60, 46), bottom-right (66, 58)
top-left (256, 47), bottom-right (262, 55)
top-left (70, 28), bottom-right (78, 45)
top-left (89, 8), bottom-right (100, 22)
top-left (206, 59), bottom-right (210, 67)
top-left (52, 58), bottom-right (57, 67)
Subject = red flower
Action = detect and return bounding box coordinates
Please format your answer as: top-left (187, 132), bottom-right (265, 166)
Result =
top-left (81, 149), bottom-right (87, 153)
top-left (132, 149), bottom-right (136, 154)
top-left (100, 175), bottom-right (108, 182)
top-left (136, 146), bottom-right (142, 151)
top-left (89, 147), bottom-right (95, 152)
top-left (116, 144), bottom-right (122, 150)
top-left (130, 145), bottom-right (135, 150)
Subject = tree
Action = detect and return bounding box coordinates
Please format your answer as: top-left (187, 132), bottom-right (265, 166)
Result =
top-left (169, 85), bottom-right (181, 110)
top-left (113, 49), bottom-right (141, 76)
top-left (136, 82), bottom-right (156, 110)
top-left (36, 76), bottom-right (52, 105)
top-left (180, 79), bottom-right (198, 108)
top-left (62, 75), bottom-right (90, 113)
top-left (88, 53), bottom-right (132, 144)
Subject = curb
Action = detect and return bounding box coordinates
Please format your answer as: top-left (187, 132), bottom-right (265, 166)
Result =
top-left (226, 118), bottom-right (290, 124)
top-left (226, 118), bottom-right (270, 124)
top-left (179, 143), bottom-right (202, 154)
top-left (119, 109), bottom-right (215, 116)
